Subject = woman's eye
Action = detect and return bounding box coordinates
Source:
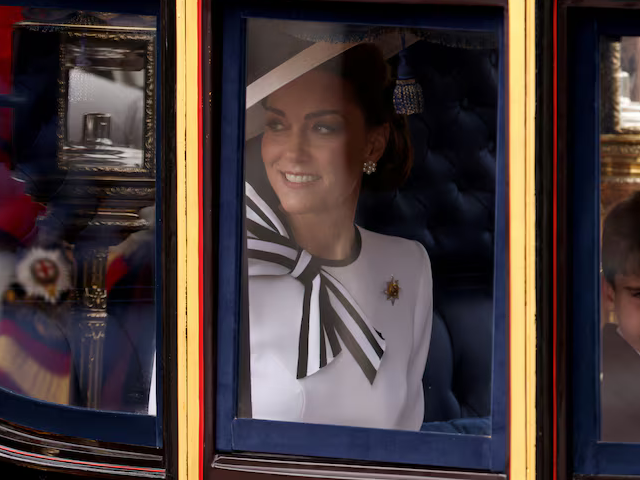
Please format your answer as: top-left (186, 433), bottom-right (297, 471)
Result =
top-left (265, 120), bottom-right (285, 132)
top-left (313, 123), bottom-right (339, 135)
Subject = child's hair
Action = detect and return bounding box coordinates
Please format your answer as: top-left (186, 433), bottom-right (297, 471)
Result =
top-left (602, 190), bottom-right (640, 286)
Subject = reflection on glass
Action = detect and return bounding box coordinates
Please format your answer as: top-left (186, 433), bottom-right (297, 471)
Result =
top-left (0, 7), bottom-right (157, 415)
top-left (620, 37), bottom-right (640, 129)
top-left (64, 36), bottom-right (148, 168)
top-left (601, 35), bottom-right (640, 441)
top-left (239, 19), bottom-right (498, 433)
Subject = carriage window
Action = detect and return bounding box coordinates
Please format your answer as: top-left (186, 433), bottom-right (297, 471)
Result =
top-left (240, 17), bottom-right (498, 433)
top-left (568, 11), bottom-right (640, 474)
top-left (0, 6), bottom-right (159, 419)
top-left (240, 19), bottom-right (497, 434)
top-left (600, 36), bottom-right (640, 443)
top-left (216, 10), bottom-right (506, 470)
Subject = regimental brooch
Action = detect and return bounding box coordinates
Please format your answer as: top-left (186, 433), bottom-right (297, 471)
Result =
top-left (384, 276), bottom-right (400, 305)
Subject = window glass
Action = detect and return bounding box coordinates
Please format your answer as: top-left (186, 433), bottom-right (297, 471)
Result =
top-left (0, 6), bottom-right (158, 415)
top-left (239, 18), bottom-right (498, 434)
top-left (600, 35), bottom-right (640, 443)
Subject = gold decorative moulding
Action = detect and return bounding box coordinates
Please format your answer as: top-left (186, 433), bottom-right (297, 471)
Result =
top-left (601, 134), bottom-right (640, 180)
top-left (601, 134), bottom-right (640, 222)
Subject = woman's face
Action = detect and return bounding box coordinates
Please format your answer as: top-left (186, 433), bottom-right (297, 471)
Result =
top-left (261, 69), bottom-right (383, 217)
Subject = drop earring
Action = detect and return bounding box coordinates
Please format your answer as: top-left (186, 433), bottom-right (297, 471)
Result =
top-left (363, 161), bottom-right (377, 175)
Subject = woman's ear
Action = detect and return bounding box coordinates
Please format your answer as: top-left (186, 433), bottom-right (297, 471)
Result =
top-left (365, 123), bottom-right (390, 165)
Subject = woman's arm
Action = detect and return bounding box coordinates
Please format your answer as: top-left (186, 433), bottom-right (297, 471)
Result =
top-left (397, 241), bottom-right (433, 430)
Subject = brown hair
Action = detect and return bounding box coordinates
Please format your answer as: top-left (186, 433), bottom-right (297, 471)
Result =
top-left (602, 191), bottom-right (640, 286)
top-left (317, 43), bottom-right (413, 192)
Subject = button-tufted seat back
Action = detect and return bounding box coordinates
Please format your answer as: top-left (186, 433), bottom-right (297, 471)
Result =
top-left (356, 39), bottom-right (497, 429)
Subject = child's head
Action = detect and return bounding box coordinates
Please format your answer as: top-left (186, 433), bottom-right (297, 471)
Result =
top-left (602, 191), bottom-right (640, 343)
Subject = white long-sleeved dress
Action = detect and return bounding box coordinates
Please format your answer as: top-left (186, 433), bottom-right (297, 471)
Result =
top-left (248, 226), bottom-right (433, 431)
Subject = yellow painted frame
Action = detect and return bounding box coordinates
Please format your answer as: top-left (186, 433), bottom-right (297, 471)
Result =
top-left (177, 0), bottom-right (202, 478)
top-left (509, 0), bottom-right (537, 479)
top-left (174, 0), bottom-right (537, 479)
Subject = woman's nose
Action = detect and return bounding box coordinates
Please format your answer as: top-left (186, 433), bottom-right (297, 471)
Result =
top-left (282, 128), bottom-right (309, 162)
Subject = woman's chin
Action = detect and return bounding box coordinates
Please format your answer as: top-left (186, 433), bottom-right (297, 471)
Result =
top-left (278, 195), bottom-right (330, 216)
top-left (274, 188), bottom-right (320, 215)
top-left (279, 202), bottom-right (318, 216)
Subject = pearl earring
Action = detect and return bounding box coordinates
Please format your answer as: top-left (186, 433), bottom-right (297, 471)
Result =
top-left (363, 161), bottom-right (377, 175)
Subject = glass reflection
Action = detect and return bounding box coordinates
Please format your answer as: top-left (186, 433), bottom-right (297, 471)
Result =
top-left (240, 18), bottom-right (498, 434)
top-left (64, 36), bottom-right (148, 168)
top-left (620, 37), bottom-right (640, 129)
top-left (0, 7), bottom-right (157, 415)
top-left (601, 35), bottom-right (640, 441)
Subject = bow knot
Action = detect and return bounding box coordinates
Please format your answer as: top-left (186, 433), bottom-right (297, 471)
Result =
top-left (246, 182), bottom-right (386, 384)
top-left (290, 251), bottom-right (320, 285)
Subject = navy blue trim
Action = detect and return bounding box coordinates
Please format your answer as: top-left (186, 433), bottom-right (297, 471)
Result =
top-left (0, 388), bottom-right (156, 446)
top-left (490, 19), bottom-right (507, 473)
top-left (233, 419), bottom-right (490, 469)
top-left (570, 10), bottom-right (600, 474)
top-left (216, 2), bottom-right (506, 472)
top-left (569, 7), bottom-right (640, 477)
top-left (216, 4), bottom-right (246, 452)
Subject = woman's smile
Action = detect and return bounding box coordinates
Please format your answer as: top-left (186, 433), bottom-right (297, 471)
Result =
top-left (282, 172), bottom-right (321, 185)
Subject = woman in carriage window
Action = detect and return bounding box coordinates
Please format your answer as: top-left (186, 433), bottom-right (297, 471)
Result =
top-left (244, 39), bottom-right (433, 431)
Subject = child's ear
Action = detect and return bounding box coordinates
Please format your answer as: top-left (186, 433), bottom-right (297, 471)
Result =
top-left (603, 276), bottom-right (616, 310)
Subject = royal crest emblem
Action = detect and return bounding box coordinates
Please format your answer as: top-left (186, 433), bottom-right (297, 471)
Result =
top-left (16, 248), bottom-right (72, 304)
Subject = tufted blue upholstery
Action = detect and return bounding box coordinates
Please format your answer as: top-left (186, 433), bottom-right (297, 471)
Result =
top-left (356, 39), bottom-right (497, 430)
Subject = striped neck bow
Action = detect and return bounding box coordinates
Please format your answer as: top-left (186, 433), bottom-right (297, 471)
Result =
top-left (245, 182), bottom-right (386, 384)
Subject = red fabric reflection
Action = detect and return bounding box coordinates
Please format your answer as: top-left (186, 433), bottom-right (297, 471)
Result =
top-left (0, 7), bottom-right (22, 92)
top-left (0, 7), bottom-right (23, 165)
top-left (0, 8), bottom-right (45, 246)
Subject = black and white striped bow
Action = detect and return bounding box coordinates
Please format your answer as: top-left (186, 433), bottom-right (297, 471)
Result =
top-left (245, 182), bottom-right (386, 384)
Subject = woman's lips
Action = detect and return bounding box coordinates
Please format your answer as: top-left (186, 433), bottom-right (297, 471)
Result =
top-left (282, 172), bottom-right (321, 184)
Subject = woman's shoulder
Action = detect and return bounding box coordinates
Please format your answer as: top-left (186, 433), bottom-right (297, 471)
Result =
top-left (355, 226), bottom-right (432, 292)
top-left (356, 225), bottom-right (430, 266)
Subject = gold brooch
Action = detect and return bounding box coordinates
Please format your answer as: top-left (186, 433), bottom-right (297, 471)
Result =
top-left (384, 276), bottom-right (400, 305)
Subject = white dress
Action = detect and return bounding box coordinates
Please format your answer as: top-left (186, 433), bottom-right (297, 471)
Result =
top-left (248, 226), bottom-right (433, 431)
